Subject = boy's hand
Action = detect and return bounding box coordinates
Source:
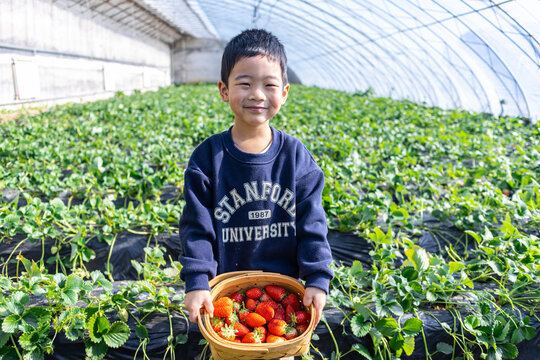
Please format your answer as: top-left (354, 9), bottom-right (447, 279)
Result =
top-left (184, 289), bottom-right (214, 323)
top-left (303, 287), bottom-right (326, 326)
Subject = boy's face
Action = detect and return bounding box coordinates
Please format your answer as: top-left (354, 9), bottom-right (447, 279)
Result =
top-left (218, 55), bottom-right (289, 129)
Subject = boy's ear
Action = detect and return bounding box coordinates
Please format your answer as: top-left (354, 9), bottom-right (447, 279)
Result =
top-left (281, 83), bottom-right (290, 104)
top-left (217, 80), bottom-right (229, 102)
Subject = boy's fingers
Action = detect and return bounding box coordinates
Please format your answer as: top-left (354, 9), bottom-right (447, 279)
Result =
top-left (203, 299), bottom-right (214, 318)
top-left (188, 306), bottom-right (199, 323)
top-left (303, 293), bottom-right (313, 307)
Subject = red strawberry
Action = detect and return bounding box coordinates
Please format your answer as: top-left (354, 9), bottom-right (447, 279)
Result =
top-left (255, 301), bottom-right (275, 322)
top-left (218, 324), bottom-right (237, 341)
top-left (265, 285), bottom-right (287, 302)
top-left (295, 310), bottom-right (310, 325)
top-left (284, 325), bottom-right (298, 340)
top-left (238, 307), bottom-right (250, 323)
top-left (210, 316), bottom-right (224, 332)
top-left (213, 297), bottom-right (233, 318)
top-left (296, 323), bottom-right (309, 335)
top-left (285, 304), bottom-right (296, 324)
top-left (245, 287), bottom-right (262, 300)
top-left (266, 334), bottom-right (286, 343)
top-left (265, 299), bottom-right (279, 310)
top-left (259, 291), bottom-right (271, 302)
top-left (232, 301), bottom-right (240, 312)
top-left (282, 293), bottom-right (301, 311)
top-left (230, 291), bottom-right (244, 303)
top-left (245, 298), bottom-right (257, 311)
top-left (233, 322), bottom-right (250, 338)
top-left (267, 318), bottom-right (288, 336)
top-left (242, 330), bottom-right (263, 343)
top-left (245, 312), bottom-right (266, 327)
top-left (225, 311), bottom-right (239, 326)
top-left (256, 326), bottom-right (267, 342)
top-left (274, 307), bottom-right (286, 320)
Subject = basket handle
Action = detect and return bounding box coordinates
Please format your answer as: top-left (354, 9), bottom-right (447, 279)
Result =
top-left (208, 270), bottom-right (263, 288)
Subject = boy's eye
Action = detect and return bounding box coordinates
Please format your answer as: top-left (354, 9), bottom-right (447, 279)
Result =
top-left (266, 84), bottom-right (279, 87)
top-left (239, 83), bottom-right (250, 86)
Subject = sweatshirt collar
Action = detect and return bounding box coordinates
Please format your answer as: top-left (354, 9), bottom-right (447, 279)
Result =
top-left (222, 126), bottom-right (282, 164)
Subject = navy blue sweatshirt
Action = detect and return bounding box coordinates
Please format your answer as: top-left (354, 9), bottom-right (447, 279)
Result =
top-left (179, 126), bottom-right (334, 293)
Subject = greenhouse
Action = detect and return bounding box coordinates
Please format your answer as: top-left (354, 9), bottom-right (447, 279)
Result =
top-left (0, 1), bottom-right (539, 359)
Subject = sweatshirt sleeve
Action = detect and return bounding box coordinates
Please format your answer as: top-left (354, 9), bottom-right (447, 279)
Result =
top-left (179, 166), bottom-right (218, 292)
top-left (295, 165), bottom-right (334, 293)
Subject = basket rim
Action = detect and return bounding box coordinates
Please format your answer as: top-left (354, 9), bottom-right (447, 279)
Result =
top-left (198, 271), bottom-right (317, 350)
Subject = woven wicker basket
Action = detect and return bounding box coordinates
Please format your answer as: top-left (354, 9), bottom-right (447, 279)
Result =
top-left (198, 271), bottom-right (316, 360)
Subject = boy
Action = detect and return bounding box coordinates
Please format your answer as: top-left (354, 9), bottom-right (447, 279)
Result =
top-left (179, 29), bottom-right (334, 327)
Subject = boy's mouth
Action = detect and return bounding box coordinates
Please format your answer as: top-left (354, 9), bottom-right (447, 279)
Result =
top-left (245, 106), bottom-right (267, 112)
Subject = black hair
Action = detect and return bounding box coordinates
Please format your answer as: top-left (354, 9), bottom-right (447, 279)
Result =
top-left (221, 28), bottom-right (288, 87)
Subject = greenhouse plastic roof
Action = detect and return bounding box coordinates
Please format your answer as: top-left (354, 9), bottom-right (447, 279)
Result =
top-left (142, 0), bottom-right (540, 120)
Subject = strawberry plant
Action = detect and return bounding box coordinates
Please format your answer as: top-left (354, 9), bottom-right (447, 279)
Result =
top-left (1, 84), bottom-right (538, 358)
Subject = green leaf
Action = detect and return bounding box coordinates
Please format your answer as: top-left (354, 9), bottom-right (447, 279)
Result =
top-left (2, 314), bottom-right (22, 333)
top-left (351, 315), bottom-right (371, 338)
top-left (18, 331), bottom-right (38, 350)
top-left (22, 308), bottom-right (51, 330)
top-left (61, 290), bottom-right (78, 306)
top-left (375, 317), bottom-right (399, 337)
top-left (65, 326), bottom-right (83, 341)
top-left (401, 266), bottom-right (418, 281)
top-left (135, 325), bottom-right (148, 340)
top-left (351, 344), bottom-right (372, 360)
top-left (22, 349), bottom-right (42, 360)
top-left (0, 346), bottom-right (19, 360)
top-left (388, 302), bottom-right (403, 316)
top-left (0, 328), bottom-right (10, 348)
top-left (102, 322), bottom-right (130, 348)
top-left (175, 334), bottom-right (188, 344)
top-left (85, 339), bottom-right (108, 360)
top-left (88, 315), bottom-right (109, 343)
top-left (405, 247), bottom-right (429, 272)
top-left (449, 261), bottom-right (465, 274)
top-left (522, 326), bottom-right (536, 340)
top-left (353, 303), bottom-right (372, 320)
top-left (389, 332), bottom-right (405, 351)
top-left (464, 315), bottom-right (479, 332)
top-left (65, 274), bottom-right (83, 292)
top-left (511, 327), bottom-right (524, 343)
top-left (402, 336), bottom-right (415, 356)
top-left (465, 230), bottom-right (482, 245)
top-left (402, 318), bottom-right (423, 336)
top-left (437, 342), bottom-right (454, 355)
top-left (90, 271), bottom-right (112, 292)
top-left (500, 343), bottom-right (518, 359)
top-left (351, 260), bottom-right (363, 275)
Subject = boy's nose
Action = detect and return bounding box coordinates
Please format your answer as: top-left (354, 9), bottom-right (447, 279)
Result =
top-left (248, 86), bottom-right (265, 101)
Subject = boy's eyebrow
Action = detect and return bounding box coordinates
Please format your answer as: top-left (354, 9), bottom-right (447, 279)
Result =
top-left (234, 74), bottom-right (281, 81)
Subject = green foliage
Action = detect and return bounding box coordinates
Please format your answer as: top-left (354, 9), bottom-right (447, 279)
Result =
top-left (1, 84), bottom-right (538, 358)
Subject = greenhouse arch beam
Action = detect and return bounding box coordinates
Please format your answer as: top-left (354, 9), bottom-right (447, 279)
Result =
top-left (331, 0), bottom-right (466, 110)
top-left (372, 0), bottom-right (491, 113)
top-left (426, 0), bottom-right (529, 117)
top-left (199, 1), bottom-right (372, 93)
top-left (283, 0), bottom-right (433, 104)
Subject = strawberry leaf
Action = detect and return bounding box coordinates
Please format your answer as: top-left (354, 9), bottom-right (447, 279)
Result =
top-left (351, 315), bottom-right (371, 338)
top-left (351, 344), bottom-right (372, 360)
top-left (375, 317), bottom-right (399, 337)
top-left (88, 315), bottom-right (109, 343)
top-left (402, 318), bottom-right (423, 336)
top-left (102, 321), bottom-right (130, 348)
top-left (85, 339), bottom-right (108, 360)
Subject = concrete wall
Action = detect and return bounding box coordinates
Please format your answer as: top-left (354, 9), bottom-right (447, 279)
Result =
top-left (0, 0), bottom-right (171, 106)
top-left (172, 36), bottom-right (225, 84)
